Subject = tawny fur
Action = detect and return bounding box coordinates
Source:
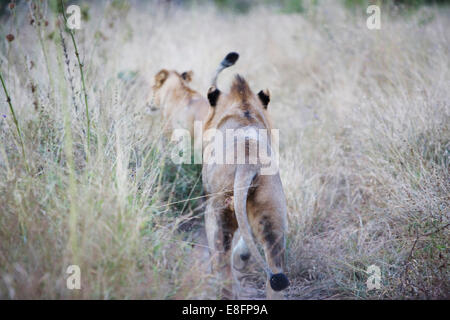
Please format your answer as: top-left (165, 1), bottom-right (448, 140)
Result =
top-left (202, 75), bottom-right (288, 300)
top-left (150, 69), bottom-right (209, 140)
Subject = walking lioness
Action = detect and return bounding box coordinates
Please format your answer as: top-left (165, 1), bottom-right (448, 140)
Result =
top-left (202, 54), bottom-right (289, 299)
top-left (148, 69), bottom-right (209, 139)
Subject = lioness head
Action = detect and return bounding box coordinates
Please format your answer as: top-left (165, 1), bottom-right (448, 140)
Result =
top-left (150, 69), bottom-right (194, 108)
top-left (205, 75), bottom-right (272, 131)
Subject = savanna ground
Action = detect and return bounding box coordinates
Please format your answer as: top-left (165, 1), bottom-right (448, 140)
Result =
top-left (0, 0), bottom-right (449, 299)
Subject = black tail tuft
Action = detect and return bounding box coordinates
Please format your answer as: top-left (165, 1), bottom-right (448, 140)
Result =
top-left (222, 52), bottom-right (239, 67)
top-left (270, 273), bottom-right (290, 292)
top-left (240, 252), bottom-right (251, 261)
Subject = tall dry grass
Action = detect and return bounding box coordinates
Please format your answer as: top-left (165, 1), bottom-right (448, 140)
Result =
top-left (0, 0), bottom-right (448, 299)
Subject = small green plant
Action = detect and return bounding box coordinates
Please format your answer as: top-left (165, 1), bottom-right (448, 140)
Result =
top-left (281, 0), bottom-right (304, 13)
top-left (214, 0), bottom-right (252, 13)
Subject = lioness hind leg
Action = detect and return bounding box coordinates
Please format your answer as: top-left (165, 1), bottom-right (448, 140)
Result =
top-left (205, 202), bottom-right (237, 299)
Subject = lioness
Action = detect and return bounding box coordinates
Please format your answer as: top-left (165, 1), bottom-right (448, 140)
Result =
top-left (149, 52), bottom-right (239, 141)
top-left (202, 56), bottom-right (289, 299)
top-left (148, 69), bottom-right (209, 140)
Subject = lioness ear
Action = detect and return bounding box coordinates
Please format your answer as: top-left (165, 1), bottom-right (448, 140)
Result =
top-left (154, 69), bottom-right (169, 88)
top-left (181, 70), bottom-right (193, 82)
top-left (258, 89), bottom-right (270, 109)
top-left (207, 86), bottom-right (221, 107)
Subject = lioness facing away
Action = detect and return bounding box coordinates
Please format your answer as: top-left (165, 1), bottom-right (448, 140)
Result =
top-left (202, 56), bottom-right (289, 299)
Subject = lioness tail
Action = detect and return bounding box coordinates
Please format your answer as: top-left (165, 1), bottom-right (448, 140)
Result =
top-left (233, 165), bottom-right (289, 292)
top-left (211, 52), bottom-right (239, 87)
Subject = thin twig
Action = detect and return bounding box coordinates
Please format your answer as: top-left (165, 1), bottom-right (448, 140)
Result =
top-left (0, 70), bottom-right (29, 172)
top-left (60, 0), bottom-right (91, 159)
top-left (401, 222), bottom-right (450, 291)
